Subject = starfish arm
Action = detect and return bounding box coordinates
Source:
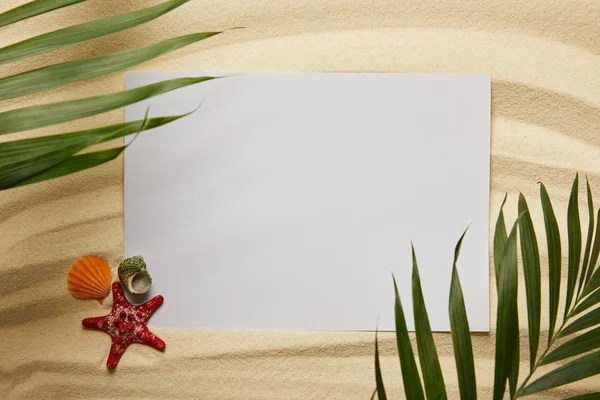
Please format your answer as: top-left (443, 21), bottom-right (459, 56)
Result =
top-left (106, 338), bottom-right (132, 369)
top-left (139, 327), bottom-right (166, 350)
top-left (142, 295), bottom-right (164, 314)
top-left (111, 282), bottom-right (127, 303)
top-left (82, 315), bottom-right (108, 330)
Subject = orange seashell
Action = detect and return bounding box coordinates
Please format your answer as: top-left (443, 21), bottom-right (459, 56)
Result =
top-left (68, 256), bottom-right (112, 302)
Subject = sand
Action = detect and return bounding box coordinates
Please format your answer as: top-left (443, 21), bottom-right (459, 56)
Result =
top-left (1, 0), bottom-right (599, 398)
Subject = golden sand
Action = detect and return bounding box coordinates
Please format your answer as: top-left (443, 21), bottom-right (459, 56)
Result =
top-left (1, 0), bottom-right (599, 398)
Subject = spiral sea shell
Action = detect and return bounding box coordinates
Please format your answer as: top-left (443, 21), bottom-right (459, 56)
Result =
top-left (118, 255), bottom-right (152, 294)
top-left (68, 255), bottom-right (112, 302)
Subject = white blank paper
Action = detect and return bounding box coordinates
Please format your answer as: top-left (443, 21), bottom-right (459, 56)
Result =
top-left (124, 72), bottom-right (490, 331)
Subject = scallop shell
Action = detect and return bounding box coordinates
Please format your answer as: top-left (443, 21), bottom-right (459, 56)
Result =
top-left (118, 255), bottom-right (152, 294)
top-left (68, 255), bottom-right (112, 302)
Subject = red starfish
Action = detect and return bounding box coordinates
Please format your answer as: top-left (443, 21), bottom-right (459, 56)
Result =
top-left (82, 282), bottom-right (165, 369)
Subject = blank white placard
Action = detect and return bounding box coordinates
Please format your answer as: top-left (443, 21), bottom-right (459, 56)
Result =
top-left (124, 72), bottom-right (490, 331)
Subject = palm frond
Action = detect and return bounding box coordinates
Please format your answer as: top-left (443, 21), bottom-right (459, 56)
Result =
top-left (515, 175), bottom-right (600, 397)
top-left (0, 0), bottom-right (223, 190)
top-left (375, 175), bottom-right (600, 399)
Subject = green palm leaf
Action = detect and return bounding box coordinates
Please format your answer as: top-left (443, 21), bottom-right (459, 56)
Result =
top-left (1, 144), bottom-right (96, 189)
top-left (582, 269), bottom-right (600, 298)
top-left (11, 108), bottom-right (150, 188)
top-left (518, 194), bottom-right (541, 372)
top-left (494, 194), bottom-right (517, 396)
top-left (0, 32), bottom-right (220, 100)
top-left (0, 0), bottom-right (86, 28)
top-left (392, 276), bottom-right (425, 400)
top-left (374, 331), bottom-right (387, 400)
top-left (0, 0), bottom-right (191, 64)
top-left (411, 244), bottom-right (447, 400)
top-left (577, 179), bottom-right (595, 297)
top-left (493, 194), bottom-right (508, 289)
top-left (493, 218), bottom-right (520, 400)
top-left (0, 0), bottom-right (222, 190)
top-left (520, 350), bottom-right (600, 396)
top-left (6, 108), bottom-right (149, 188)
top-left (448, 229), bottom-right (477, 400)
top-left (571, 288), bottom-right (600, 316)
top-left (15, 145), bottom-right (126, 187)
top-left (585, 208), bottom-right (600, 285)
top-left (0, 113), bottom-right (189, 168)
top-left (559, 308), bottom-right (600, 337)
top-left (0, 108), bottom-right (197, 189)
top-left (541, 326), bottom-right (600, 365)
top-left (0, 76), bottom-right (214, 135)
top-left (377, 178), bottom-right (600, 399)
top-left (566, 174), bottom-right (582, 317)
top-left (540, 183), bottom-right (562, 342)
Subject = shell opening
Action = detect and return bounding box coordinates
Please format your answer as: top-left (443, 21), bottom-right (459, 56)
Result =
top-left (128, 271), bottom-right (152, 294)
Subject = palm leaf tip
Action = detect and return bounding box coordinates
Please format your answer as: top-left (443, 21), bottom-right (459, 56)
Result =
top-left (540, 182), bottom-right (562, 343)
top-left (392, 275), bottom-right (425, 400)
top-left (374, 330), bottom-right (387, 400)
top-left (576, 178), bottom-right (595, 299)
top-left (493, 194), bottom-right (509, 291)
top-left (449, 229), bottom-right (477, 400)
top-left (517, 193), bottom-right (541, 373)
top-left (584, 207), bottom-right (600, 287)
top-left (411, 245), bottom-right (448, 400)
top-left (565, 173), bottom-right (582, 318)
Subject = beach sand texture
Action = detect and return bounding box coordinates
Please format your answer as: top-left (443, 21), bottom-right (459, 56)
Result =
top-left (1, 0), bottom-right (599, 398)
